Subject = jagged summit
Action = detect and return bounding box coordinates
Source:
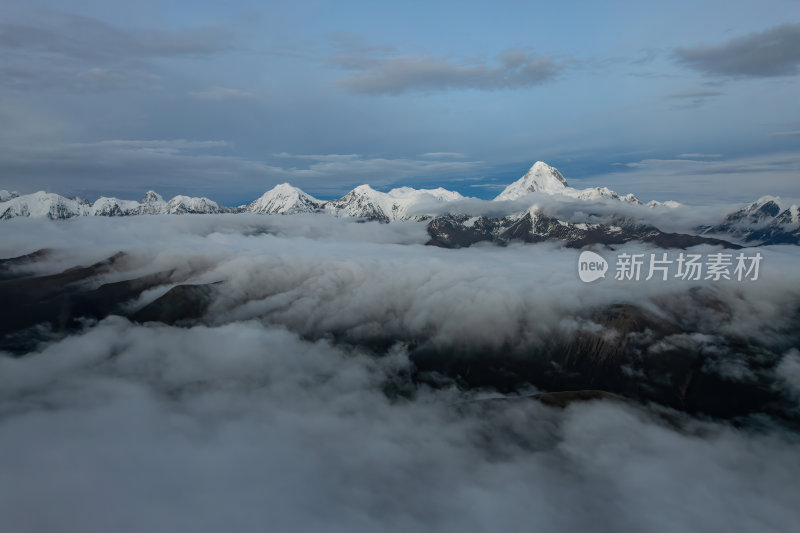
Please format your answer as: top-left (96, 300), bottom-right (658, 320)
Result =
top-left (701, 195), bottom-right (799, 244)
top-left (140, 191), bottom-right (164, 204)
top-left (4, 161), bottom-right (793, 248)
top-left (326, 184), bottom-right (392, 221)
top-left (775, 205), bottom-right (800, 225)
top-left (706, 196), bottom-right (782, 232)
top-left (493, 161), bottom-right (647, 205)
top-left (495, 161), bottom-right (569, 200)
top-left (325, 183), bottom-right (468, 222)
top-left (0, 160), bottom-right (661, 222)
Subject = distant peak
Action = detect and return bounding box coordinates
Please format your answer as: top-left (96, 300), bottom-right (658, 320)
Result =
top-left (524, 161), bottom-right (569, 188)
top-left (247, 183), bottom-right (321, 214)
top-left (140, 190), bottom-right (164, 203)
top-left (742, 196), bottom-right (781, 217)
top-left (750, 195), bottom-right (781, 207)
top-left (494, 161), bottom-right (568, 201)
top-left (0, 190), bottom-right (20, 201)
top-left (352, 184), bottom-right (377, 194)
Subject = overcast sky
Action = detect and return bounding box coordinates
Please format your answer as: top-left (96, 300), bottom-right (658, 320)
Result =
top-left (0, 0), bottom-right (798, 204)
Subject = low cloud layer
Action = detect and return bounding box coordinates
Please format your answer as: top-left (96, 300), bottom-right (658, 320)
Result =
top-left (2, 214), bottom-right (799, 362)
top-left (2, 317), bottom-right (798, 533)
top-left (1, 216), bottom-right (799, 532)
top-left (675, 23), bottom-right (800, 78)
top-left (333, 50), bottom-right (563, 95)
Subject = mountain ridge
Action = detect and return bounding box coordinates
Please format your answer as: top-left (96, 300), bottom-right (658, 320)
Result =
top-left (0, 160), bottom-right (674, 221)
top-left (3, 161), bottom-right (798, 246)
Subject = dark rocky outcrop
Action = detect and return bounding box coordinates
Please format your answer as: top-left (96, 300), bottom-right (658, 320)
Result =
top-left (426, 211), bottom-right (741, 249)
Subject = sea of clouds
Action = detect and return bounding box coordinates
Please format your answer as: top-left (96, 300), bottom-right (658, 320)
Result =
top-left (1, 214), bottom-right (799, 532)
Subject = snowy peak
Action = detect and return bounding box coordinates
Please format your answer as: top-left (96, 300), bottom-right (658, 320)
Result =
top-left (0, 191), bottom-right (89, 220)
top-left (326, 184), bottom-right (467, 222)
top-left (165, 195), bottom-right (225, 215)
top-left (91, 196), bottom-right (140, 217)
top-left (495, 161), bottom-right (569, 201)
top-left (0, 190), bottom-right (19, 202)
top-left (327, 184), bottom-right (392, 222)
top-left (492, 161), bottom-right (681, 208)
top-left (571, 186), bottom-right (642, 205)
top-left (647, 200), bottom-right (683, 209)
top-left (140, 190), bottom-right (164, 204)
top-left (774, 205), bottom-right (800, 226)
top-left (90, 192), bottom-right (223, 216)
top-left (713, 196), bottom-right (782, 230)
top-left (740, 196), bottom-right (782, 221)
top-left (701, 196), bottom-right (800, 245)
top-left (247, 183), bottom-right (322, 215)
top-left (0, 189), bottom-right (229, 219)
top-left (387, 186), bottom-right (465, 202)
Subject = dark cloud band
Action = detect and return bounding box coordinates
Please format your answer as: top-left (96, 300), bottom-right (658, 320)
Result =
top-left (675, 23), bottom-right (800, 78)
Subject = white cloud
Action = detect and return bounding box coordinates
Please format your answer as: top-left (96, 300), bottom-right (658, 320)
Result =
top-left (0, 216), bottom-right (799, 531)
top-left (676, 153), bottom-right (723, 158)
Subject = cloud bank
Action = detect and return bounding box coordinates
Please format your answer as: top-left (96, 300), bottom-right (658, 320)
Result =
top-left (675, 23), bottom-right (800, 78)
top-left (333, 50), bottom-right (563, 95)
top-left (1, 210), bottom-right (799, 533)
top-left (0, 11), bottom-right (231, 92)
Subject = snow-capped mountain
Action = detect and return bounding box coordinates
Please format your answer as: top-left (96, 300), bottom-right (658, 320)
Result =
top-left (494, 161), bottom-right (646, 206)
top-left (245, 183), bottom-right (323, 214)
top-left (0, 192), bottom-right (90, 220)
top-left (647, 200), bottom-right (683, 209)
top-left (164, 195), bottom-right (226, 215)
top-left (325, 184), bottom-right (466, 222)
top-left (137, 191), bottom-right (167, 215)
top-left (91, 197), bottom-right (142, 217)
top-left (2, 160), bottom-right (796, 249)
top-left (705, 196), bottom-right (781, 232)
top-left (1, 190), bottom-right (227, 220)
top-left (572, 187), bottom-right (642, 205)
top-left (0, 161), bottom-right (673, 223)
top-left (702, 196), bottom-right (800, 245)
top-left (495, 161), bottom-right (569, 199)
top-left (425, 205), bottom-right (739, 249)
top-left (325, 185), bottom-right (392, 222)
top-left (774, 205), bottom-right (800, 225)
top-left (0, 190), bottom-right (19, 202)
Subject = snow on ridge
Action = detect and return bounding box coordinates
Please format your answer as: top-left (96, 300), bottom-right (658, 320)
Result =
top-left (495, 161), bottom-right (568, 200)
top-left (246, 183), bottom-right (323, 215)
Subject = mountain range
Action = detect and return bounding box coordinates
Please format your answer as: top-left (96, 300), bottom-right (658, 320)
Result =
top-left (3, 161), bottom-right (798, 247)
